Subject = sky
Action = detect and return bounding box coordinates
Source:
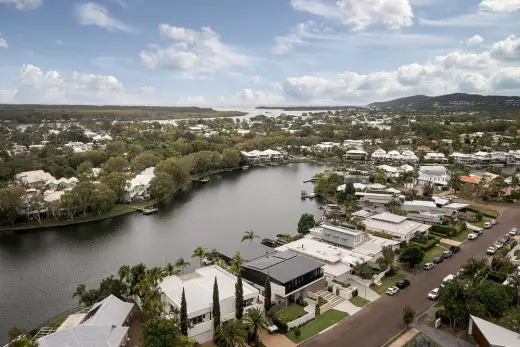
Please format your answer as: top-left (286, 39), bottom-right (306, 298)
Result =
top-left (0, 0), bottom-right (519, 107)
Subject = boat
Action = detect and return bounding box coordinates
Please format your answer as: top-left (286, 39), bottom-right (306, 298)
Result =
top-left (242, 166), bottom-right (249, 170)
top-left (142, 208), bottom-right (159, 215)
top-left (307, 193), bottom-right (316, 199)
top-left (193, 177), bottom-right (210, 183)
top-left (301, 190), bottom-right (307, 199)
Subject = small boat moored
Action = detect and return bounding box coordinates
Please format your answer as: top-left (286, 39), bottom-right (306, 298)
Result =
top-left (242, 166), bottom-right (249, 170)
top-left (142, 207), bottom-right (159, 215)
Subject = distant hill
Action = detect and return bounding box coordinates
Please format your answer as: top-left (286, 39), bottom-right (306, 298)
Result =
top-left (367, 93), bottom-right (520, 110)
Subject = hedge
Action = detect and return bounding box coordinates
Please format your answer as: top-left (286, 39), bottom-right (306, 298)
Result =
top-left (431, 224), bottom-right (456, 236)
top-left (273, 316), bottom-right (289, 333)
top-left (410, 237), bottom-right (440, 251)
top-left (487, 270), bottom-right (508, 284)
top-left (467, 206), bottom-right (498, 219)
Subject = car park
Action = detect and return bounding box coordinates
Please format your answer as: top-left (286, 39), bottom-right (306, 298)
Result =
top-left (396, 279), bottom-right (410, 289)
top-left (442, 250), bottom-right (453, 259)
top-left (484, 222), bottom-right (492, 229)
top-left (424, 263), bottom-right (435, 270)
top-left (427, 288), bottom-right (440, 300)
top-left (386, 286), bottom-right (399, 295)
top-left (433, 257), bottom-right (444, 264)
top-left (468, 233), bottom-right (478, 240)
top-left (487, 246), bottom-right (497, 255)
top-left (450, 245), bottom-right (461, 253)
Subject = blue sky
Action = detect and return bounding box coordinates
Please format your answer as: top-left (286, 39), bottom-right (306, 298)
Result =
top-left (0, 0), bottom-right (519, 106)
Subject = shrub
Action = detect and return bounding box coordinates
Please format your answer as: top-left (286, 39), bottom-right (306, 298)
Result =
top-left (487, 270), bottom-right (508, 283)
top-left (410, 237), bottom-right (439, 251)
top-left (273, 316), bottom-right (289, 333)
top-left (467, 207), bottom-right (497, 219)
top-left (351, 288), bottom-right (358, 297)
top-left (435, 309), bottom-right (450, 325)
top-left (385, 267), bottom-right (396, 277)
top-left (317, 297), bottom-right (328, 307)
top-left (431, 224), bottom-right (455, 236)
top-left (332, 279), bottom-right (351, 288)
top-left (510, 240), bottom-right (518, 250)
top-left (293, 326), bottom-right (301, 337)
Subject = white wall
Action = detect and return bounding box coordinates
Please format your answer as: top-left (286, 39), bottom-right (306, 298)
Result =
top-left (287, 310), bottom-right (315, 329)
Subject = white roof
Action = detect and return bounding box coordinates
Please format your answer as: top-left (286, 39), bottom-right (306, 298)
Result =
top-left (444, 203), bottom-right (470, 210)
top-left (15, 170), bottom-right (55, 184)
top-left (385, 188), bottom-right (401, 194)
top-left (322, 223), bottom-right (362, 236)
top-left (403, 200), bottom-right (437, 208)
top-left (387, 150), bottom-right (401, 156)
top-left (352, 210), bottom-right (373, 218)
top-left (353, 183), bottom-right (367, 190)
top-left (400, 164), bottom-right (414, 172)
top-left (346, 149), bottom-right (367, 154)
top-left (44, 190), bottom-right (65, 202)
top-left (368, 183), bottom-right (387, 190)
top-left (83, 295), bottom-right (134, 327)
top-left (38, 325), bottom-right (129, 347)
top-left (471, 315), bottom-right (520, 347)
top-left (365, 213), bottom-right (430, 237)
top-left (433, 196), bottom-right (449, 206)
top-left (160, 266), bottom-right (258, 316)
top-left (371, 212), bottom-right (407, 223)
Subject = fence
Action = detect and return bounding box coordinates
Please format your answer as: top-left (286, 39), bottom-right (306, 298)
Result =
top-left (318, 301), bottom-right (333, 314)
top-left (287, 310), bottom-right (316, 329)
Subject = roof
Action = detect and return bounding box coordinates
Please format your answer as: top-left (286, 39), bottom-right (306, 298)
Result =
top-left (352, 210), bottom-right (373, 218)
top-left (243, 251), bottom-right (324, 284)
top-left (82, 295), bottom-right (134, 327)
top-left (444, 202), bottom-right (470, 210)
top-left (38, 325), bottom-right (129, 347)
top-left (433, 196), bottom-right (449, 206)
top-left (460, 175), bottom-right (481, 183)
top-left (322, 223), bottom-right (362, 236)
top-left (15, 170), bottom-right (55, 184)
top-left (370, 212), bottom-right (407, 224)
top-left (403, 200), bottom-right (437, 208)
top-left (219, 242), bottom-right (275, 262)
top-left (470, 315), bottom-right (520, 347)
top-left (160, 266), bottom-right (258, 316)
top-left (365, 214), bottom-right (430, 237)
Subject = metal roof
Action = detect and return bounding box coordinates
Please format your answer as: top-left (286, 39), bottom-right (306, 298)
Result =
top-left (470, 315), bottom-right (520, 347)
top-left (37, 325), bottom-right (129, 347)
top-left (219, 242), bottom-right (275, 262)
top-left (370, 212), bottom-right (407, 224)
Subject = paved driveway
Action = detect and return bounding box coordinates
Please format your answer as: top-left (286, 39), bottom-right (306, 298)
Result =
top-left (303, 206), bottom-right (519, 347)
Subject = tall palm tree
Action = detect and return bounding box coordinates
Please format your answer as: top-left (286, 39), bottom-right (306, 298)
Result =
top-left (241, 229), bottom-right (260, 243)
top-left (217, 320), bottom-right (247, 347)
top-left (192, 246), bottom-right (208, 267)
top-left (175, 257), bottom-right (190, 275)
top-left (147, 266), bottom-right (165, 286)
top-left (206, 248), bottom-right (221, 264)
top-left (118, 264), bottom-right (131, 284)
top-left (230, 252), bottom-right (245, 274)
top-left (163, 262), bottom-right (180, 277)
top-left (244, 307), bottom-right (268, 345)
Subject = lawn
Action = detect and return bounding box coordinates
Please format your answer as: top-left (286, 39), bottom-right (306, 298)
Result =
top-left (374, 271), bottom-right (407, 295)
top-left (420, 245), bottom-right (447, 267)
top-left (275, 304), bottom-right (306, 323)
top-left (471, 205), bottom-right (499, 218)
top-left (404, 333), bottom-right (440, 347)
top-left (451, 228), bottom-right (473, 242)
top-left (350, 296), bottom-right (370, 307)
top-left (286, 310), bottom-right (348, 343)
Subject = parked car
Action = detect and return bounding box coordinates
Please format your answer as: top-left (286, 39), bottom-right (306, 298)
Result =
top-left (386, 286), bottom-right (400, 295)
top-left (442, 250), bottom-right (453, 259)
top-left (427, 288), bottom-right (440, 300)
top-left (509, 227), bottom-right (517, 236)
top-left (396, 279), bottom-right (411, 289)
top-left (502, 234), bottom-right (511, 242)
top-left (441, 274), bottom-right (455, 287)
top-left (487, 246), bottom-right (497, 255)
top-left (491, 219), bottom-right (497, 225)
top-left (450, 245), bottom-right (461, 253)
top-left (433, 256), bottom-right (444, 264)
top-left (484, 222), bottom-right (492, 229)
top-left (475, 228), bottom-right (484, 235)
top-left (494, 242), bottom-right (503, 249)
top-left (468, 233), bottom-right (478, 240)
top-left (424, 263), bottom-right (435, 270)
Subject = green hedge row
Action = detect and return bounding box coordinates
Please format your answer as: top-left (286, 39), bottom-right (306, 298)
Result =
top-left (487, 271), bottom-right (508, 284)
top-left (410, 237), bottom-right (440, 251)
top-left (431, 224), bottom-right (456, 236)
top-left (467, 206), bottom-right (498, 219)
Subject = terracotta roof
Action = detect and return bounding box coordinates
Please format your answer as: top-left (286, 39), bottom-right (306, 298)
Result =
top-left (460, 175), bottom-right (481, 183)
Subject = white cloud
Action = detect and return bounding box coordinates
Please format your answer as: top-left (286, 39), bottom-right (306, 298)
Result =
top-left (75, 2), bottom-right (135, 32)
top-left (55, 39), bottom-right (64, 45)
top-left (112, 0), bottom-right (126, 8)
top-left (272, 20), bottom-right (332, 54)
top-left (480, 0), bottom-right (520, 13)
top-left (291, 0), bottom-right (413, 30)
top-left (0, 36), bottom-right (7, 49)
top-left (490, 34), bottom-right (520, 61)
top-left (223, 88), bottom-right (285, 107)
top-left (139, 24), bottom-right (249, 77)
top-left (462, 34), bottom-right (484, 45)
top-left (0, 0), bottom-right (41, 10)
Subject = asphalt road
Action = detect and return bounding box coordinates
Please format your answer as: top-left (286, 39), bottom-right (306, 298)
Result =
top-left (304, 206), bottom-right (519, 347)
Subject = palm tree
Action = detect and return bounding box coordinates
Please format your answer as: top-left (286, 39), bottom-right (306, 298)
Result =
top-left (72, 284), bottom-right (86, 301)
top-left (217, 320), bottom-right (247, 347)
top-left (118, 265), bottom-right (131, 284)
top-left (175, 257), bottom-right (190, 275)
top-left (462, 258), bottom-right (488, 284)
top-left (163, 262), bottom-right (180, 277)
top-left (206, 248), bottom-right (221, 264)
top-left (244, 307), bottom-right (268, 345)
top-left (192, 246), bottom-right (208, 267)
top-left (241, 229), bottom-right (260, 243)
top-left (230, 252), bottom-right (245, 274)
top-left (147, 266), bottom-right (165, 286)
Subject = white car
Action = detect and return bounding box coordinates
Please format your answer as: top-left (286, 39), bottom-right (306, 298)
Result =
top-left (494, 242), bottom-right (503, 249)
top-left (427, 288), bottom-right (440, 300)
top-left (386, 286), bottom-right (400, 295)
top-left (468, 233), bottom-right (479, 240)
top-left (487, 246), bottom-right (497, 255)
top-left (491, 219), bottom-right (497, 225)
top-left (484, 222), bottom-right (492, 229)
top-left (509, 227), bottom-right (517, 236)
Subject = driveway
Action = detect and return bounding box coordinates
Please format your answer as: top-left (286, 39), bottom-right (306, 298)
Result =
top-left (259, 330), bottom-right (296, 347)
top-left (302, 206), bottom-right (519, 347)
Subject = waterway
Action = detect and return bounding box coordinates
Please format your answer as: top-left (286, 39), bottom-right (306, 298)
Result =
top-left (0, 163), bottom-right (327, 343)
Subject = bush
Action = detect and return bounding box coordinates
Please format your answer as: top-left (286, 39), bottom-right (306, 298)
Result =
top-left (467, 207), bottom-right (497, 219)
top-left (351, 288), bottom-right (358, 297)
top-left (317, 297), bottom-right (328, 307)
top-left (510, 240), bottom-right (518, 250)
top-left (332, 279), bottom-right (351, 288)
top-left (431, 224), bottom-right (456, 236)
top-left (385, 267), bottom-right (396, 277)
top-left (293, 326), bottom-right (301, 337)
top-left (435, 309), bottom-right (450, 325)
top-left (487, 270), bottom-right (508, 283)
top-left (273, 316), bottom-right (289, 333)
top-left (410, 237), bottom-right (439, 251)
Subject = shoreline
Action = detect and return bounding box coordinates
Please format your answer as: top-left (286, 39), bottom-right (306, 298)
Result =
top-left (0, 159), bottom-right (329, 233)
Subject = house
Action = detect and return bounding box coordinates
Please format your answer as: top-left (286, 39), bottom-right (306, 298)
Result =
top-left (364, 212), bottom-right (431, 241)
top-left (371, 149), bottom-right (387, 161)
top-left (424, 152), bottom-right (447, 163)
top-left (491, 152), bottom-right (507, 163)
top-left (159, 266), bottom-right (261, 344)
top-left (37, 295), bottom-right (134, 347)
top-left (314, 142), bottom-right (340, 151)
top-left (10, 144), bottom-right (27, 155)
top-left (377, 165), bottom-right (400, 178)
top-left (47, 177), bottom-right (79, 191)
top-left (122, 167), bottom-right (155, 202)
top-left (474, 151), bottom-right (492, 164)
top-left (386, 150), bottom-right (402, 162)
top-left (450, 152), bottom-right (475, 164)
top-left (65, 142), bottom-right (94, 153)
top-left (218, 242), bottom-right (276, 264)
top-left (418, 166), bottom-right (449, 186)
top-left (468, 315), bottom-right (520, 347)
top-left (401, 150), bottom-right (419, 163)
top-left (241, 250), bottom-right (325, 305)
top-left (241, 149), bottom-right (283, 163)
top-left (343, 139), bottom-right (365, 150)
top-left (506, 150), bottom-right (520, 164)
top-left (15, 170), bottom-right (56, 188)
top-left (355, 192), bottom-right (397, 212)
top-left (308, 223), bottom-right (366, 249)
top-left (345, 149), bottom-right (369, 161)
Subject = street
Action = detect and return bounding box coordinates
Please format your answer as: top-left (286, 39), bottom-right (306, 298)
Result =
top-left (303, 206), bottom-right (520, 347)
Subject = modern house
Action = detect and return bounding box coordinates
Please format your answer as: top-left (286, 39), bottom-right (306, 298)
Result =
top-left (159, 266), bottom-right (261, 344)
top-left (343, 139), bottom-right (365, 150)
top-left (15, 170), bottom-right (56, 188)
top-left (65, 141), bottom-right (94, 153)
top-left (241, 250), bottom-right (325, 305)
top-left (468, 315), bottom-right (520, 347)
top-left (308, 223), bottom-right (366, 249)
top-left (473, 151), bottom-right (493, 164)
top-left (506, 150), bottom-right (520, 164)
top-left (36, 295), bottom-right (134, 347)
top-left (418, 166), bottom-right (449, 186)
top-left (241, 149), bottom-right (283, 163)
top-left (355, 192), bottom-right (398, 212)
top-left (364, 212), bottom-right (431, 241)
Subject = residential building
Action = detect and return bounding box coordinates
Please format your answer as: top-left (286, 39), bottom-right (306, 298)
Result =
top-left (308, 223), bottom-right (366, 249)
top-left (159, 266), bottom-right (261, 344)
top-left (468, 315), bottom-right (520, 347)
top-left (241, 149), bottom-right (283, 163)
top-left (15, 170), bottom-right (56, 188)
top-left (386, 150), bottom-right (402, 162)
top-left (377, 165), bottom-right (400, 178)
top-left (241, 250), bottom-right (325, 305)
top-left (506, 150), bottom-right (520, 164)
top-left (345, 149), bottom-right (368, 161)
top-left (65, 141), bottom-right (94, 153)
top-left (371, 149), bottom-right (387, 161)
top-left (460, 175), bottom-right (482, 184)
top-left (37, 295), bottom-right (134, 347)
top-left (416, 145), bottom-right (432, 152)
top-left (450, 152), bottom-right (475, 164)
top-left (10, 144), bottom-right (27, 155)
top-left (355, 192), bottom-right (397, 212)
top-left (418, 166), bottom-right (449, 186)
top-left (122, 167), bottom-right (155, 203)
top-left (401, 150), bottom-right (419, 163)
top-left (343, 139), bottom-right (365, 150)
top-left (47, 177), bottom-right (79, 191)
top-left (474, 151), bottom-right (492, 164)
top-left (314, 142), bottom-right (340, 151)
top-left (364, 212), bottom-right (431, 241)
top-left (423, 152), bottom-right (448, 163)
top-left (491, 151), bottom-right (507, 163)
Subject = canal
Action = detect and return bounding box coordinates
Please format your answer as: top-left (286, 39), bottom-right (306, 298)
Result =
top-left (0, 163), bottom-right (327, 343)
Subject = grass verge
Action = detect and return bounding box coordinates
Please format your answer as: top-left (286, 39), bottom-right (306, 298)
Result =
top-left (350, 296), bottom-right (370, 307)
top-left (420, 245), bottom-right (447, 267)
top-left (374, 272), bottom-right (407, 295)
top-left (286, 310), bottom-right (348, 343)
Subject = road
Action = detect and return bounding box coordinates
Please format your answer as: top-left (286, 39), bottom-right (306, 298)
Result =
top-left (303, 206), bottom-right (519, 347)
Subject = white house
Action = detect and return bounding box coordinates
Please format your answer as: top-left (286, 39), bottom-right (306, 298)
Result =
top-left (364, 212), bottom-right (431, 241)
top-left (343, 139), bottom-right (365, 150)
top-left (15, 170), bottom-right (56, 188)
top-left (450, 152), bottom-right (475, 164)
top-left (506, 150), bottom-right (520, 164)
top-left (47, 177), bottom-right (79, 191)
top-left (386, 150), bottom-right (402, 162)
top-left (159, 266), bottom-right (261, 344)
top-left (122, 167), bottom-right (155, 202)
top-left (424, 152), bottom-right (447, 163)
top-left (65, 142), bottom-right (94, 153)
top-left (314, 142), bottom-right (340, 151)
top-left (418, 166), bottom-right (449, 186)
top-left (345, 149), bottom-right (368, 161)
top-left (400, 150), bottom-right (419, 163)
top-left (371, 149), bottom-right (387, 161)
top-left (473, 151), bottom-right (492, 164)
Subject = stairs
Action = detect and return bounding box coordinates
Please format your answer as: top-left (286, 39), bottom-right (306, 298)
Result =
top-left (315, 289), bottom-right (345, 307)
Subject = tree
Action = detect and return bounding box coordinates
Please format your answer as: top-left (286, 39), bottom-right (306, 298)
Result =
top-left (104, 156), bottom-right (129, 173)
top-left (235, 269), bottom-right (244, 320)
top-left (150, 171), bottom-right (175, 199)
top-left (180, 288), bottom-right (188, 336)
top-left (422, 183), bottom-right (434, 196)
top-left (118, 264), bottom-right (131, 286)
top-left (297, 213), bottom-right (315, 234)
top-left (331, 146), bottom-right (345, 164)
top-left (141, 317), bottom-right (179, 347)
top-left (352, 262), bottom-right (374, 299)
top-left (408, 334), bottom-right (435, 347)
top-left (241, 229), bottom-right (260, 243)
top-left (101, 172), bottom-right (128, 201)
top-left (230, 252), bottom-right (245, 275)
top-left (175, 257), bottom-right (190, 275)
top-left (192, 246), bottom-right (207, 267)
top-left (155, 157), bottom-right (190, 188)
top-left (462, 258), bottom-right (488, 285)
top-left (213, 277), bottom-right (221, 337)
top-left (221, 148), bottom-right (241, 168)
top-left (264, 275), bottom-right (272, 313)
top-left (376, 246), bottom-right (395, 271)
top-left (91, 183), bottom-right (117, 215)
top-left (217, 319), bottom-right (247, 347)
top-left (131, 152), bottom-right (159, 173)
top-left (163, 262), bottom-right (180, 277)
top-left (244, 307), bottom-right (268, 346)
top-left (399, 245), bottom-right (425, 269)
top-left (374, 171), bottom-right (387, 185)
top-left (403, 305), bottom-right (415, 327)
top-left (438, 279), bottom-right (470, 328)
top-left (473, 281), bottom-right (513, 318)
top-left (0, 185), bottom-right (25, 225)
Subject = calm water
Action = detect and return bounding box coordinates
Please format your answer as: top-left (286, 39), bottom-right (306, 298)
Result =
top-left (0, 163), bottom-right (326, 343)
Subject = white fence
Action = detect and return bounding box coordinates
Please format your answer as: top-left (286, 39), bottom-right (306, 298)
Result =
top-left (287, 309), bottom-right (316, 329)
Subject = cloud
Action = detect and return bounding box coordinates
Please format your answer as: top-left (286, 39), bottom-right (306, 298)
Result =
top-left (112, 0), bottom-right (126, 8)
top-left (55, 39), bottom-right (64, 45)
top-left (222, 88), bottom-right (285, 107)
top-left (490, 34), bottom-right (520, 61)
top-left (139, 24), bottom-right (249, 77)
top-left (272, 20), bottom-right (332, 54)
top-left (462, 34), bottom-right (484, 46)
top-left (0, 0), bottom-right (41, 10)
top-left (480, 0), bottom-right (520, 13)
top-left (75, 2), bottom-right (135, 32)
top-left (291, 0), bottom-right (414, 30)
top-left (0, 36), bottom-right (7, 49)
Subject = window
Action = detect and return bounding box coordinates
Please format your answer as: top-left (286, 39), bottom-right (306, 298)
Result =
top-left (189, 314), bottom-right (205, 326)
top-left (243, 298), bottom-right (254, 307)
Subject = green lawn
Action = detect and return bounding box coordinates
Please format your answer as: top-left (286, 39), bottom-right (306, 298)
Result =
top-left (349, 296), bottom-right (370, 307)
top-left (451, 228), bottom-right (473, 242)
top-left (275, 304), bottom-right (306, 323)
top-left (286, 310), bottom-right (348, 343)
top-left (374, 272), bottom-right (407, 295)
top-left (420, 245), bottom-right (447, 267)
top-left (470, 205), bottom-right (499, 218)
top-left (404, 333), bottom-right (441, 347)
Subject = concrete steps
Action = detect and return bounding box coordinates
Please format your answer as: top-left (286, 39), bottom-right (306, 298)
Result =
top-left (315, 289), bottom-right (345, 307)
